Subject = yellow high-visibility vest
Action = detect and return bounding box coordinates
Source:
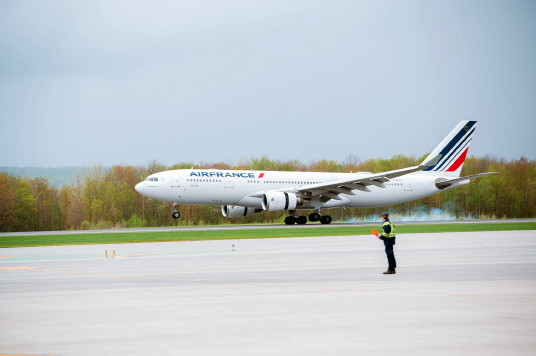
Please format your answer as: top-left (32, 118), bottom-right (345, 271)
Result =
top-left (382, 221), bottom-right (396, 238)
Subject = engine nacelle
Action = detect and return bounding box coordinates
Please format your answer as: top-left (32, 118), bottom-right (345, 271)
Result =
top-left (262, 191), bottom-right (302, 211)
top-left (221, 205), bottom-right (257, 218)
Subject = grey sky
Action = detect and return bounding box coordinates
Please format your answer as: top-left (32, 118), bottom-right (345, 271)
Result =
top-left (1, 0), bottom-right (535, 167)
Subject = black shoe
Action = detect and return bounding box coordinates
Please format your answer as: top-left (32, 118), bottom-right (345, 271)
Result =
top-left (382, 269), bottom-right (396, 274)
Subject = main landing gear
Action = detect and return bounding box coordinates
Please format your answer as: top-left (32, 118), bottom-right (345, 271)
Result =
top-left (284, 215), bottom-right (307, 225)
top-left (284, 211), bottom-right (332, 225)
top-left (308, 211), bottom-right (332, 224)
top-left (171, 202), bottom-right (180, 219)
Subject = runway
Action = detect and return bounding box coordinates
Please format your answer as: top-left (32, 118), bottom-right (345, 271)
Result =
top-left (1, 230), bottom-right (535, 355)
top-left (1, 218), bottom-right (534, 236)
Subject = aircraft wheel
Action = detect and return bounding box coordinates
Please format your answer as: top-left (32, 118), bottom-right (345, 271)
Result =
top-left (172, 212), bottom-right (180, 219)
top-left (320, 215), bottom-right (332, 224)
top-left (296, 216), bottom-right (307, 225)
top-left (308, 213), bottom-right (320, 222)
top-left (284, 216), bottom-right (297, 225)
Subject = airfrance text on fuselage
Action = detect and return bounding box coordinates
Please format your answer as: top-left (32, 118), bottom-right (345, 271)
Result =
top-left (190, 171), bottom-right (265, 178)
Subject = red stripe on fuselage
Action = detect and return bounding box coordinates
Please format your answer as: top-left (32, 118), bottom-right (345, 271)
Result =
top-left (446, 147), bottom-right (469, 172)
top-left (258, 173), bottom-right (265, 178)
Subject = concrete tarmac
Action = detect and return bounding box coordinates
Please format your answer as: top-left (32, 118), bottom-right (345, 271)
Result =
top-left (1, 230), bottom-right (535, 355)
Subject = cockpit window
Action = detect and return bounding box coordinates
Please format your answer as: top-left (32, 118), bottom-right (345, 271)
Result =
top-left (153, 177), bottom-right (158, 181)
top-left (144, 177), bottom-right (159, 182)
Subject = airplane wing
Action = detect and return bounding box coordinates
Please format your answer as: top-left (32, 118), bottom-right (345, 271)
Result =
top-left (280, 154), bottom-right (443, 203)
top-left (435, 172), bottom-right (497, 189)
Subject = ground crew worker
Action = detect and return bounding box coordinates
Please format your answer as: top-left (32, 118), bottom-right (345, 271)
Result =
top-left (379, 212), bottom-right (397, 274)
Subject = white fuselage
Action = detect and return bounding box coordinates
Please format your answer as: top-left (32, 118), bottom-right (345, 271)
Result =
top-left (136, 169), bottom-right (465, 210)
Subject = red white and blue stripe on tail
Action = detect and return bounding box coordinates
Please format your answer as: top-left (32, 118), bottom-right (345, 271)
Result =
top-left (422, 120), bottom-right (476, 176)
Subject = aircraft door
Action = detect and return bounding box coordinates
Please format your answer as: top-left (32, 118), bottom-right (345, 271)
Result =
top-left (171, 173), bottom-right (181, 187)
top-left (404, 178), bottom-right (412, 191)
top-left (225, 179), bottom-right (233, 188)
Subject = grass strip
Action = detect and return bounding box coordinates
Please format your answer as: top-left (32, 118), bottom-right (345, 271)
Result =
top-left (1, 222), bottom-right (534, 248)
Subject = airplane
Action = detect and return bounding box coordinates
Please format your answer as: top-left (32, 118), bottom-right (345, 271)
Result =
top-left (135, 120), bottom-right (495, 225)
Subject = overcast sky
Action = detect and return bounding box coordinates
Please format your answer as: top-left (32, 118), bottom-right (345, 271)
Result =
top-left (0, 0), bottom-right (534, 167)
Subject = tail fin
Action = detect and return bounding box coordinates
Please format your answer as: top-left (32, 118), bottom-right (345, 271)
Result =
top-left (421, 120), bottom-right (477, 177)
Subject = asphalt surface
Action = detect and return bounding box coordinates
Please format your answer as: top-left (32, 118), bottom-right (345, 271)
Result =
top-left (1, 218), bottom-right (534, 236)
top-left (1, 230), bottom-right (535, 355)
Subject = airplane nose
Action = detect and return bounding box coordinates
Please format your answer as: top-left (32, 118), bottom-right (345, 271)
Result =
top-left (135, 182), bottom-right (143, 194)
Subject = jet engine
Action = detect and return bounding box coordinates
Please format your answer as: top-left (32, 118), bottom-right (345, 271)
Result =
top-left (262, 191), bottom-right (303, 211)
top-left (221, 205), bottom-right (257, 218)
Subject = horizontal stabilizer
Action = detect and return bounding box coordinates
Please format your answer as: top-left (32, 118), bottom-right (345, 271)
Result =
top-left (435, 172), bottom-right (497, 189)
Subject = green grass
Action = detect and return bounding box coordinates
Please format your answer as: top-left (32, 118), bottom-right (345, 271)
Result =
top-left (1, 222), bottom-right (534, 248)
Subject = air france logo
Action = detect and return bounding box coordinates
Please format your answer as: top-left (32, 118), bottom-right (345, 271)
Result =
top-left (190, 171), bottom-right (265, 178)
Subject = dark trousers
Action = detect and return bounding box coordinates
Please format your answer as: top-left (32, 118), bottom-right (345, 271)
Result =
top-left (384, 238), bottom-right (397, 270)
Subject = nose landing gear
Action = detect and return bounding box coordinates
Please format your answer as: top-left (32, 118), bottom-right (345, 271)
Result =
top-left (171, 203), bottom-right (180, 219)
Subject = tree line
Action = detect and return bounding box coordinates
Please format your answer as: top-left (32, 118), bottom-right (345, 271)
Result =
top-left (0, 155), bottom-right (534, 232)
